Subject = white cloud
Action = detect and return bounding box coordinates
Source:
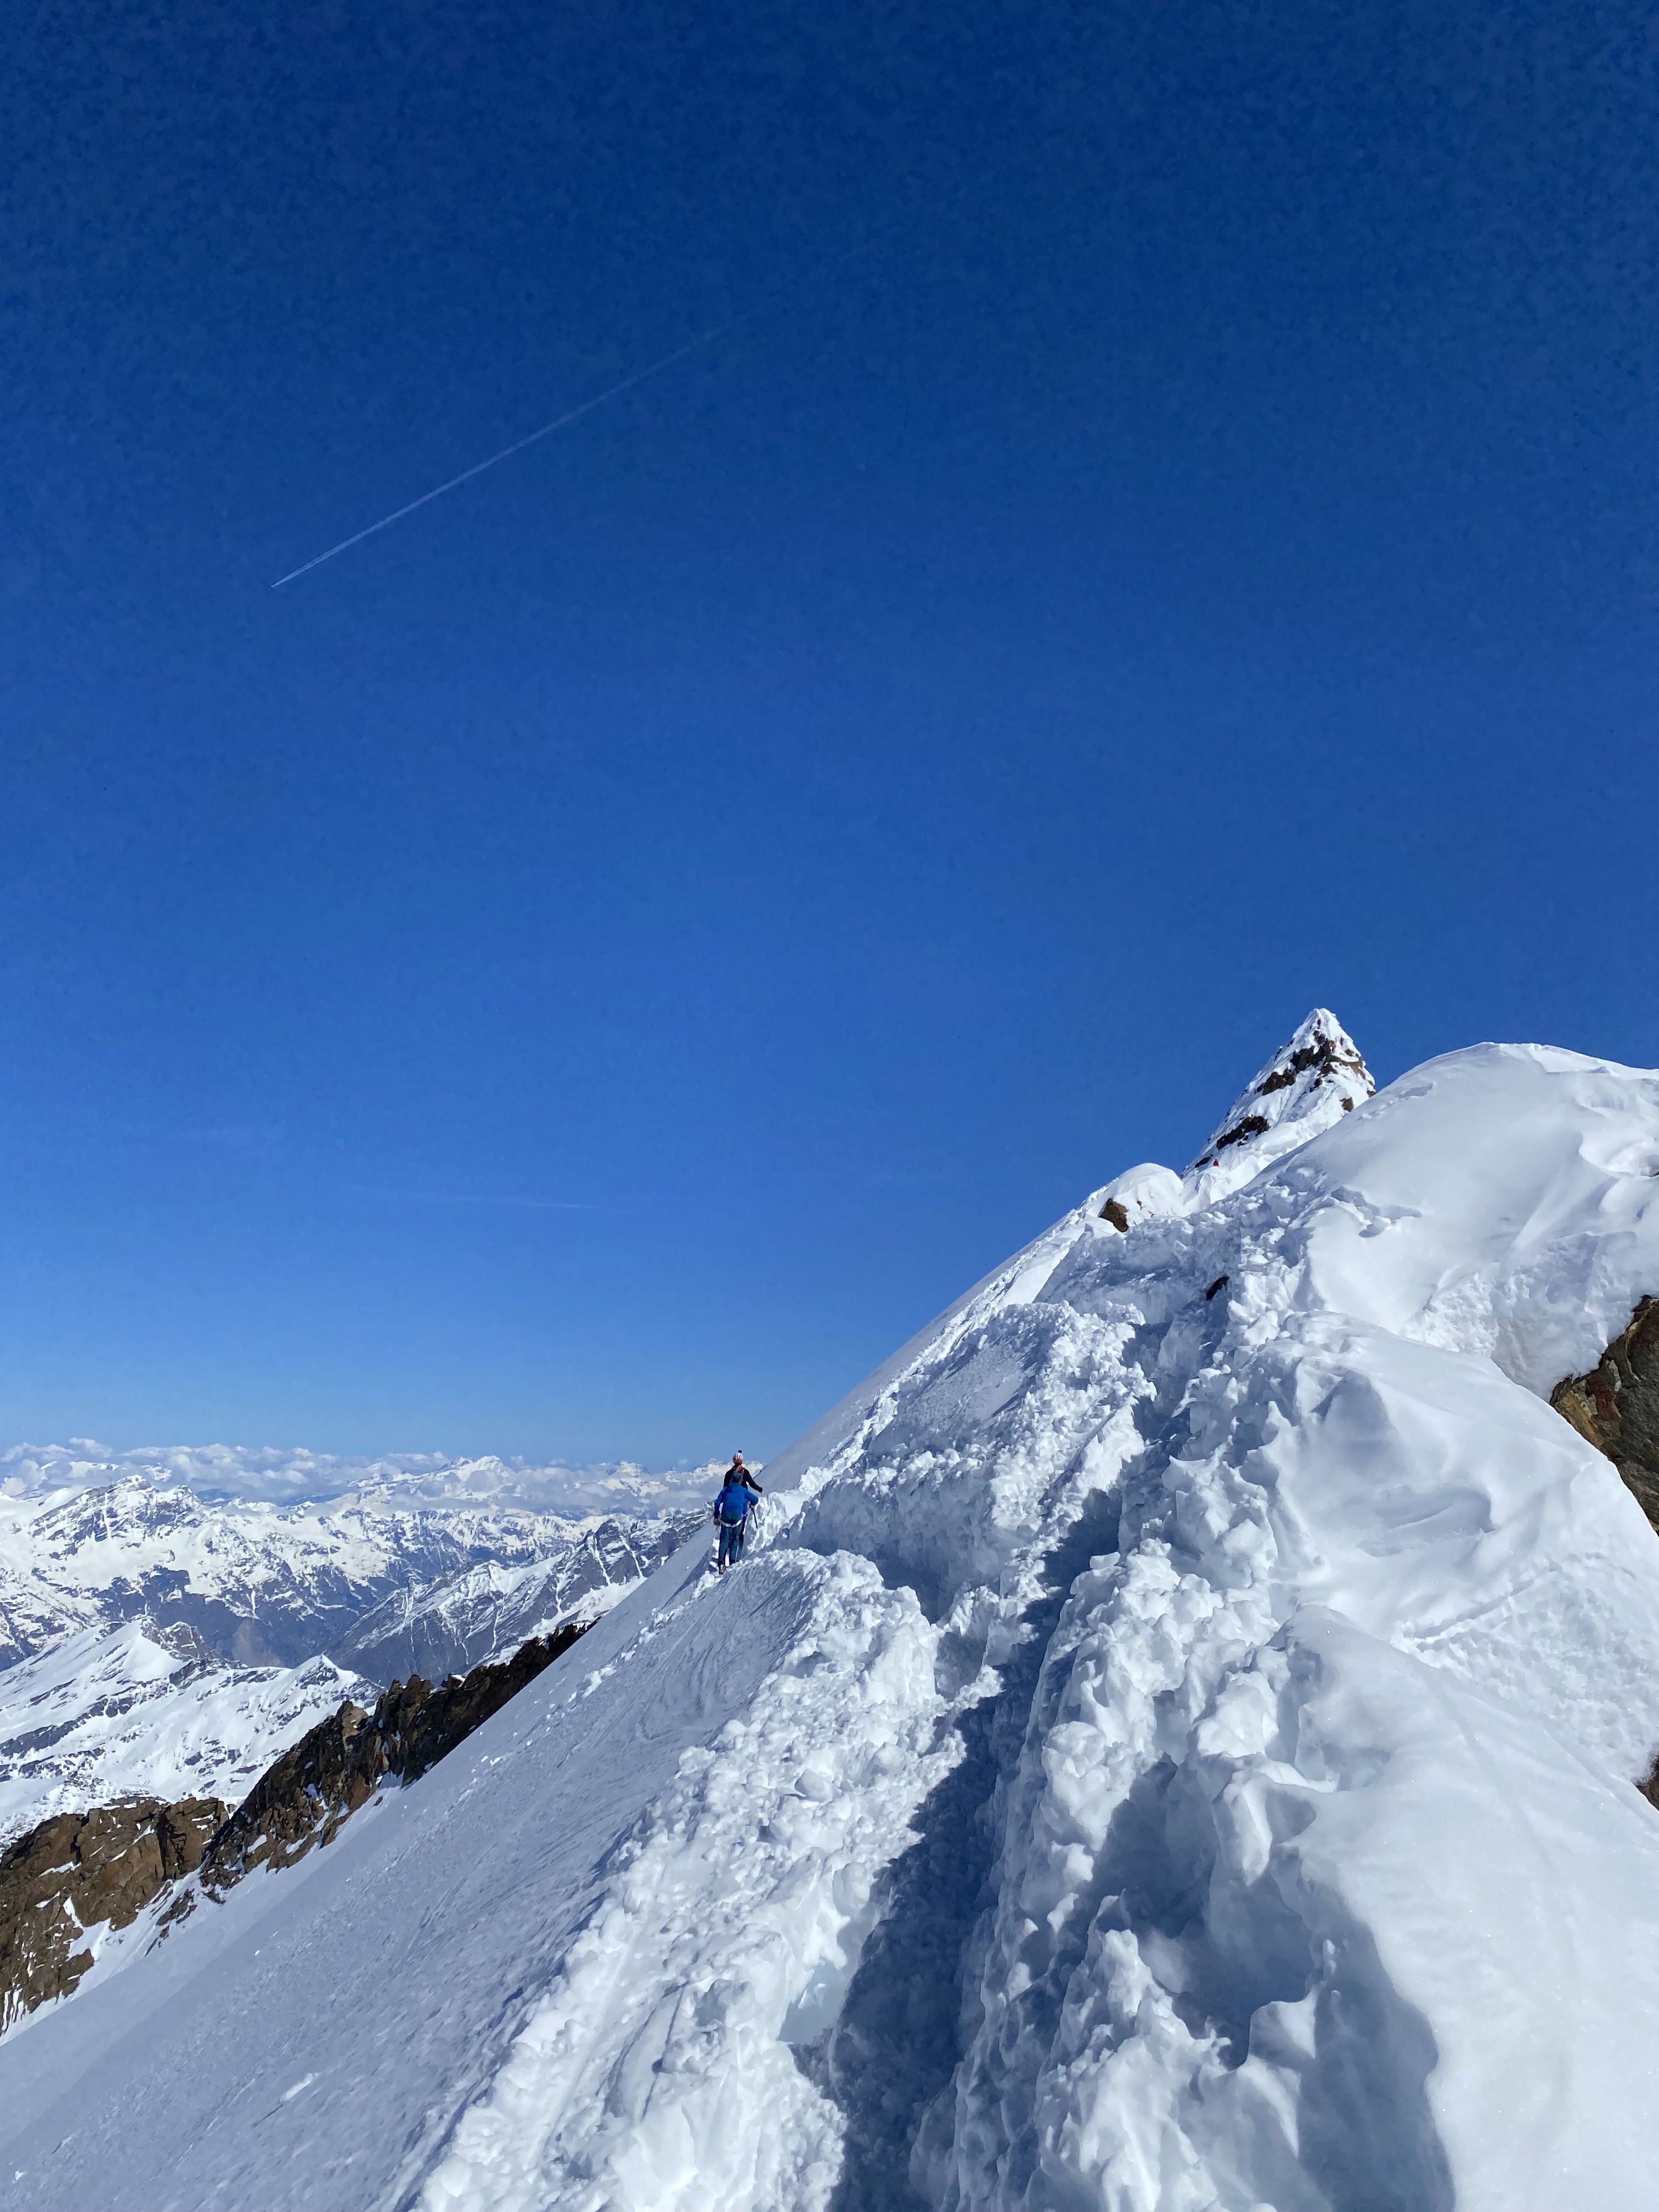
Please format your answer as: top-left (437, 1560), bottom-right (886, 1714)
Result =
top-left (0, 1440), bottom-right (729, 1515)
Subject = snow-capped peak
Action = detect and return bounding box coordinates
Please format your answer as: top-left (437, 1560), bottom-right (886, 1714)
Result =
top-left (12, 1031), bottom-right (1659, 2212)
top-left (1186, 1003), bottom-right (1374, 1198)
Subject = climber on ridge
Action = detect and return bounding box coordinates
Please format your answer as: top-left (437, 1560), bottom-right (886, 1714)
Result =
top-left (713, 1453), bottom-right (764, 1574)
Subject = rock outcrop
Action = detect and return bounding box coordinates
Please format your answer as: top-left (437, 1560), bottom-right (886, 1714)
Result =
top-left (1, 1621), bottom-right (592, 2032)
top-left (191, 1699), bottom-right (385, 1890)
top-left (0, 1796), bottom-right (225, 2030)
top-left (193, 1620), bottom-right (591, 1894)
top-left (1552, 1297), bottom-right (1659, 1529)
top-left (1184, 1008), bottom-right (1374, 1200)
top-left (371, 1623), bottom-right (590, 1785)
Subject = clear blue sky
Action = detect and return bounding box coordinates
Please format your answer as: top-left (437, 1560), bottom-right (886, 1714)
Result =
top-left (4, 0), bottom-right (1656, 1462)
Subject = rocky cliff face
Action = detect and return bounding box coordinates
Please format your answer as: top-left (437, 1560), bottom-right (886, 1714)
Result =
top-left (0, 1797), bottom-right (225, 2032)
top-left (192, 1621), bottom-right (590, 1896)
top-left (0, 1621), bottom-right (594, 2032)
top-left (1552, 1297), bottom-right (1659, 1528)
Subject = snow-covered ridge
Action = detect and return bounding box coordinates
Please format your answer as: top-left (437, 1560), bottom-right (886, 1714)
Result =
top-left (4, 1019), bottom-right (1659, 2211)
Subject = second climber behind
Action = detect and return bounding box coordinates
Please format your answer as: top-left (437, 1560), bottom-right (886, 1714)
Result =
top-left (712, 1453), bottom-right (764, 1573)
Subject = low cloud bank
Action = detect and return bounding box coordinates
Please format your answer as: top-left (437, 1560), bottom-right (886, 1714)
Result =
top-left (0, 1441), bottom-right (725, 1515)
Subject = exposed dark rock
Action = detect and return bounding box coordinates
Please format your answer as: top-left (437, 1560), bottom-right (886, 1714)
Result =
top-left (194, 1700), bottom-right (385, 1891)
top-left (3, 1622), bottom-right (594, 2029)
top-left (1214, 1115), bottom-right (1270, 1152)
top-left (0, 1796), bottom-right (225, 2030)
top-left (1098, 1199), bottom-right (1130, 1232)
top-left (374, 1624), bottom-right (590, 1784)
top-left (182, 1621), bottom-right (591, 1905)
top-left (1254, 1031), bottom-right (1369, 1099)
top-left (1551, 1298), bottom-right (1659, 1530)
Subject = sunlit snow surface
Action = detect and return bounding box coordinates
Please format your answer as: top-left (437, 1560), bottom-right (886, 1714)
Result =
top-left (4, 1039), bottom-right (1659, 2210)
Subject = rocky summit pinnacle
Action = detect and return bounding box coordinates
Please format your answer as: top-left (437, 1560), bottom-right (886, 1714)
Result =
top-left (1186, 1006), bottom-right (1374, 1196)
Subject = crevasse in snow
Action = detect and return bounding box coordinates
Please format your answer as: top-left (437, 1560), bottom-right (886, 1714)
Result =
top-left (2, 1020), bottom-right (1658, 2212)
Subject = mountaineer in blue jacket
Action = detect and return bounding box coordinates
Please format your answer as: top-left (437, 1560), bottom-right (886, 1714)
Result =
top-left (713, 1453), bottom-right (764, 1573)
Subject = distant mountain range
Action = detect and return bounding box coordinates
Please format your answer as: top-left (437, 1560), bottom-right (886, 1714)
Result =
top-left (0, 1463), bottom-right (724, 1843)
top-left (332, 1508), bottom-right (708, 1682)
top-left (0, 1440), bottom-right (723, 1513)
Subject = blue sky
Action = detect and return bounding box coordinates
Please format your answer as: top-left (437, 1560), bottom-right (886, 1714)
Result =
top-left (4, 0), bottom-right (1656, 1463)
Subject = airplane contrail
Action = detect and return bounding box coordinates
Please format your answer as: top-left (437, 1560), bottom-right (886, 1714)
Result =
top-left (270, 315), bottom-right (743, 589)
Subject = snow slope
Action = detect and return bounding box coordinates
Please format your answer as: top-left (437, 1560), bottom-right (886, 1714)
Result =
top-left (0, 1620), bottom-right (370, 1847)
top-left (3, 1023), bottom-right (1659, 2210)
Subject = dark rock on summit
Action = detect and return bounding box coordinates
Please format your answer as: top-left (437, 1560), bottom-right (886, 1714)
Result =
top-left (1213, 1114), bottom-right (1271, 1152)
top-left (1552, 1297), bottom-right (1659, 1531)
top-left (1188, 1010), bottom-right (1374, 1175)
top-left (0, 1796), bottom-right (225, 2031)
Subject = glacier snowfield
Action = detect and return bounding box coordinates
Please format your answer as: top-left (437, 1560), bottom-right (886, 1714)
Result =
top-left (3, 1016), bottom-right (1659, 2210)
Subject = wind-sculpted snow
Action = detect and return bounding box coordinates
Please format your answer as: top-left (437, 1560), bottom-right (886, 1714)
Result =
top-left (3, 1030), bottom-right (1659, 2210)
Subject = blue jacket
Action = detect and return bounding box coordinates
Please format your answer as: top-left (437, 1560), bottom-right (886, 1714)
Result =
top-left (715, 1480), bottom-right (758, 1525)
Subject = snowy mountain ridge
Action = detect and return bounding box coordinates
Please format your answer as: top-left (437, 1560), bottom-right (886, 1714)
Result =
top-left (0, 1476), bottom-right (692, 1672)
top-left (332, 1509), bottom-right (709, 1683)
top-left (4, 1018), bottom-right (1659, 2211)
